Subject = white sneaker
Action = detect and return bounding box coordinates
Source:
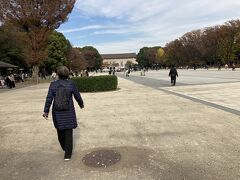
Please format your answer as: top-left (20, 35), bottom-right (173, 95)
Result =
top-left (64, 158), bottom-right (71, 161)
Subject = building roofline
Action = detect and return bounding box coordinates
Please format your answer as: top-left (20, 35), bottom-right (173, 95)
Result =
top-left (101, 53), bottom-right (136, 59)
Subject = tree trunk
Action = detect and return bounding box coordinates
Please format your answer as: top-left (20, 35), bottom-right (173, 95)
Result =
top-left (32, 65), bottom-right (39, 83)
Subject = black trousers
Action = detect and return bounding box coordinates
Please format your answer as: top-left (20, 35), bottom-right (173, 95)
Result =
top-left (57, 129), bottom-right (73, 158)
top-left (171, 76), bottom-right (176, 86)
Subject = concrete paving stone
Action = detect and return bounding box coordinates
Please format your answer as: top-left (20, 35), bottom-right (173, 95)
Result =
top-left (0, 73), bottom-right (240, 180)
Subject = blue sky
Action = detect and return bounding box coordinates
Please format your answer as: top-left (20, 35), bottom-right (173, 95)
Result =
top-left (57, 0), bottom-right (240, 54)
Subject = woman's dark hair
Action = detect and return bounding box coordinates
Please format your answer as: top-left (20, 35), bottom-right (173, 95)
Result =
top-left (57, 66), bottom-right (70, 79)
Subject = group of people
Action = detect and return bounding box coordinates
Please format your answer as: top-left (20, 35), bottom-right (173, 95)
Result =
top-left (0, 73), bottom-right (28, 89)
top-left (218, 64), bottom-right (236, 71)
top-left (51, 70), bottom-right (90, 82)
top-left (4, 75), bottom-right (16, 88)
top-left (0, 74), bottom-right (16, 88)
top-left (105, 67), bottom-right (116, 75)
top-left (108, 68), bottom-right (116, 75)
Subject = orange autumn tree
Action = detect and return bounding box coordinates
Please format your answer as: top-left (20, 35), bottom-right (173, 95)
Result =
top-left (0, 0), bottom-right (76, 82)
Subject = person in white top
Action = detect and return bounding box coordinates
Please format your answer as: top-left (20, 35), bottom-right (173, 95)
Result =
top-left (51, 71), bottom-right (57, 81)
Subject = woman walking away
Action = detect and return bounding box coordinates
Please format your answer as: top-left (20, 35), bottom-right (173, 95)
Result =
top-left (43, 66), bottom-right (84, 161)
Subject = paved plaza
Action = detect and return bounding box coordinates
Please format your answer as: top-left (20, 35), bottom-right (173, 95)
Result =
top-left (118, 68), bottom-right (240, 87)
top-left (0, 69), bottom-right (240, 180)
top-left (118, 69), bottom-right (240, 115)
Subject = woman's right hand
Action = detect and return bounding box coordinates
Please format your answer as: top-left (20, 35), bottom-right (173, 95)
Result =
top-left (42, 112), bottom-right (48, 120)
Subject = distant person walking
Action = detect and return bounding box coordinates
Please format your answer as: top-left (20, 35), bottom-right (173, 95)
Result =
top-left (0, 78), bottom-right (5, 88)
top-left (9, 74), bottom-right (15, 88)
top-left (126, 69), bottom-right (130, 77)
top-left (169, 65), bottom-right (178, 86)
top-left (225, 64), bottom-right (228, 69)
top-left (218, 64), bottom-right (221, 71)
top-left (5, 76), bottom-right (12, 88)
top-left (143, 68), bottom-right (146, 76)
top-left (193, 64), bottom-right (197, 70)
top-left (51, 71), bottom-right (57, 81)
top-left (43, 66), bottom-right (84, 161)
top-left (85, 70), bottom-right (89, 77)
top-left (109, 68), bottom-right (112, 75)
top-left (21, 73), bottom-right (25, 82)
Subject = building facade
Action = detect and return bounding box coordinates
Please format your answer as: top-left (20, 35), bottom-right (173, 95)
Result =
top-left (101, 53), bottom-right (137, 69)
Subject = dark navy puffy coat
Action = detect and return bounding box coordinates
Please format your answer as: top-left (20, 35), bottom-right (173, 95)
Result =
top-left (44, 79), bottom-right (84, 130)
top-left (169, 67), bottom-right (178, 77)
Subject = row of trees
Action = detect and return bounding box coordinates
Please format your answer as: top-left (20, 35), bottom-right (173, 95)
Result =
top-left (0, 0), bottom-right (77, 81)
top-left (0, 0), bottom-right (102, 80)
top-left (42, 32), bottom-right (102, 74)
top-left (0, 23), bottom-right (103, 75)
top-left (165, 20), bottom-right (240, 67)
top-left (0, 1), bottom-right (103, 76)
top-left (136, 20), bottom-right (240, 68)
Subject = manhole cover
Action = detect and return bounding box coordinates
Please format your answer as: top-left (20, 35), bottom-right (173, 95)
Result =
top-left (82, 150), bottom-right (121, 168)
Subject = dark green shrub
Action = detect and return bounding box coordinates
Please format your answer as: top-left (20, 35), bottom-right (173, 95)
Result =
top-left (71, 75), bottom-right (118, 92)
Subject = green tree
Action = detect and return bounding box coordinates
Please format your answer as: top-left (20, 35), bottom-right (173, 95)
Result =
top-left (233, 32), bottom-right (240, 63)
top-left (0, 25), bottom-right (27, 68)
top-left (137, 47), bottom-right (152, 67)
top-left (43, 31), bottom-right (71, 73)
top-left (137, 46), bottom-right (163, 68)
top-left (125, 61), bottom-right (134, 68)
top-left (217, 20), bottom-right (240, 65)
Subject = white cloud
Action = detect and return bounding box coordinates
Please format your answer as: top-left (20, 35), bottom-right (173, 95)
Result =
top-left (73, 0), bottom-right (240, 53)
top-left (59, 25), bottom-right (104, 33)
top-left (75, 0), bottom-right (174, 22)
top-left (76, 0), bottom-right (240, 21)
top-left (76, 40), bottom-right (150, 54)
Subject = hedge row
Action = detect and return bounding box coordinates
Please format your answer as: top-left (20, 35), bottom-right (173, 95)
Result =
top-left (71, 75), bottom-right (118, 92)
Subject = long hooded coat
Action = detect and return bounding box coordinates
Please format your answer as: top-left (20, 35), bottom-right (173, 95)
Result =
top-left (44, 79), bottom-right (84, 130)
